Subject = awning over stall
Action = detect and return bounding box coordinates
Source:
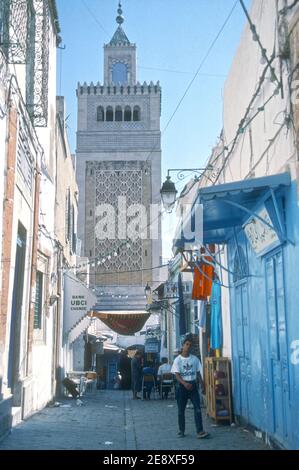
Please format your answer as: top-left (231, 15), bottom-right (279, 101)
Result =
top-left (89, 311), bottom-right (151, 336)
top-left (174, 172), bottom-right (291, 248)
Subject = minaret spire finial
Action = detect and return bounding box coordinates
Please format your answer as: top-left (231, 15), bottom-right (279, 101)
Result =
top-left (116, 1), bottom-right (124, 26)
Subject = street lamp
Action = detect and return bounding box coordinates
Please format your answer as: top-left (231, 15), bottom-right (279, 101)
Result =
top-left (160, 176), bottom-right (178, 213)
top-left (160, 167), bottom-right (212, 213)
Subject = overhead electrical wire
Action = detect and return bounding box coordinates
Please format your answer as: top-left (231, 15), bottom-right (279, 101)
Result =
top-left (74, 263), bottom-right (169, 276)
top-left (160, 0), bottom-right (239, 138)
top-left (137, 0), bottom-right (240, 167)
top-left (279, 0), bottom-right (299, 15)
top-left (138, 66), bottom-right (227, 78)
top-left (212, 83), bottom-right (281, 184)
top-left (239, 0), bottom-right (281, 86)
top-left (81, 0), bottom-right (111, 38)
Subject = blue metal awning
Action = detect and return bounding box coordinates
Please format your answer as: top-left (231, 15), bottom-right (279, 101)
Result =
top-left (199, 173), bottom-right (290, 244)
top-left (173, 173), bottom-right (291, 249)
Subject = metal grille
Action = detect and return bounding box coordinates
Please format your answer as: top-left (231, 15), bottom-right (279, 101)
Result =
top-left (17, 115), bottom-right (34, 193)
top-left (0, 0), bottom-right (28, 64)
top-left (31, 0), bottom-right (49, 127)
top-left (0, 48), bottom-right (8, 114)
top-left (0, 48), bottom-right (7, 85)
top-left (0, 0), bottom-right (50, 127)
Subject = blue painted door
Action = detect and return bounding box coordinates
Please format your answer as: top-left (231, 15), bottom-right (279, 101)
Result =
top-left (265, 251), bottom-right (290, 445)
top-left (235, 282), bottom-right (251, 422)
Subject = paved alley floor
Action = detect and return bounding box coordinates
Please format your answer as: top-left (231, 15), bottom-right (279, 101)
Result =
top-left (0, 390), bottom-right (269, 450)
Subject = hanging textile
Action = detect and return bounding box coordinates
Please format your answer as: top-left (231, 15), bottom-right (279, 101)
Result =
top-left (210, 282), bottom-right (223, 350)
top-left (178, 273), bottom-right (187, 336)
top-left (192, 259), bottom-right (214, 300)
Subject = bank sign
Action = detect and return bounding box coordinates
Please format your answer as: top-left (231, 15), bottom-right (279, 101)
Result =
top-left (63, 273), bottom-right (97, 336)
top-left (70, 295), bottom-right (88, 311)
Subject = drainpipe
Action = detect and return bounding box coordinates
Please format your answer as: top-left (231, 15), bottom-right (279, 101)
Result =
top-left (26, 160), bottom-right (41, 377)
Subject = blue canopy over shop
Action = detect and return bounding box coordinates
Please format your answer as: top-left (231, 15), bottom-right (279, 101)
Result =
top-left (174, 172), bottom-right (291, 251)
top-left (199, 172), bottom-right (290, 245)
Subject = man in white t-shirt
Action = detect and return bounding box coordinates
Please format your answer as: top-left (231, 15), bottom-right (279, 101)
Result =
top-left (171, 337), bottom-right (210, 439)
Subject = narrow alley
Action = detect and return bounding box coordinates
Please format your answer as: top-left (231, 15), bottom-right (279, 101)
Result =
top-left (1, 0), bottom-right (299, 454)
top-left (0, 390), bottom-right (268, 451)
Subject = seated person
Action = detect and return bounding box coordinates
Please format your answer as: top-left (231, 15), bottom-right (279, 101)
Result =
top-left (157, 357), bottom-right (172, 399)
top-left (142, 366), bottom-right (155, 400)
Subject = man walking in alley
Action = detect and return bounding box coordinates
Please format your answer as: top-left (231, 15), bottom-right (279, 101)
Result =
top-left (171, 337), bottom-right (210, 439)
top-left (131, 350), bottom-right (143, 399)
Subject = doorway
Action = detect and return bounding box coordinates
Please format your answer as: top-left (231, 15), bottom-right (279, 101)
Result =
top-left (7, 223), bottom-right (27, 405)
top-left (265, 250), bottom-right (290, 445)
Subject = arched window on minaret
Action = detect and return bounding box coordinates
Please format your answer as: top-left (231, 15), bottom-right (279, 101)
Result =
top-left (124, 106), bottom-right (132, 121)
top-left (133, 106), bottom-right (141, 121)
top-left (106, 106), bottom-right (114, 122)
top-left (97, 106), bottom-right (104, 122)
top-left (115, 106), bottom-right (123, 122)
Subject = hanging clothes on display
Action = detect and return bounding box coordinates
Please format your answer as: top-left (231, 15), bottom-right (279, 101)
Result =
top-left (210, 281), bottom-right (223, 351)
top-left (192, 263), bottom-right (204, 299)
top-left (192, 259), bottom-right (214, 301)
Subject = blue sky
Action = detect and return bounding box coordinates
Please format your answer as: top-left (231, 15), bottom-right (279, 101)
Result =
top-left (56, 0), bottom-right (250, 258)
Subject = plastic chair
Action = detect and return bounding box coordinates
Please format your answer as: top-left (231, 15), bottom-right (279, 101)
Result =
top-left (160, 373), bottom-right (175, 399)
top-left (142, 374), bottom-right (157, 400)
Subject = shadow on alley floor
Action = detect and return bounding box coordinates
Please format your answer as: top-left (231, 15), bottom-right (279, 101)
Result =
top-left (0, 390), bottom-right (269, 450)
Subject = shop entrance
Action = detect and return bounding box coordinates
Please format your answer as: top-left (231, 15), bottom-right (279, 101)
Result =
top-left (7, 224), bottom-right (27, 405)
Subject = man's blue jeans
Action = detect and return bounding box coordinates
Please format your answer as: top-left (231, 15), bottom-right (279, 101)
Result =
top-left (177, 382), bottom-right (203, 434)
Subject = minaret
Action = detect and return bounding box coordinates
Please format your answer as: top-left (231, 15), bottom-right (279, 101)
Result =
top-left (76, 2), bottom-right (162, 287)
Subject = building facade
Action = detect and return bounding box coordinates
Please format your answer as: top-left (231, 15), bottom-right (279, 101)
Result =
top-left (0, 0), bottom-right (62, 438)
top-left (53, 96), bottom-right (79, 396)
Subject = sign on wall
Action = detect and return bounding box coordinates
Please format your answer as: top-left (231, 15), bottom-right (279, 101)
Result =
top-left (244, 205), bottom-right (279, 256)
top-left (63, 273), bottom-right (97, 336)
top-left (145, 340), bottom-right (160, 353)
top-left (70, 295), bottom-right (88, 311)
